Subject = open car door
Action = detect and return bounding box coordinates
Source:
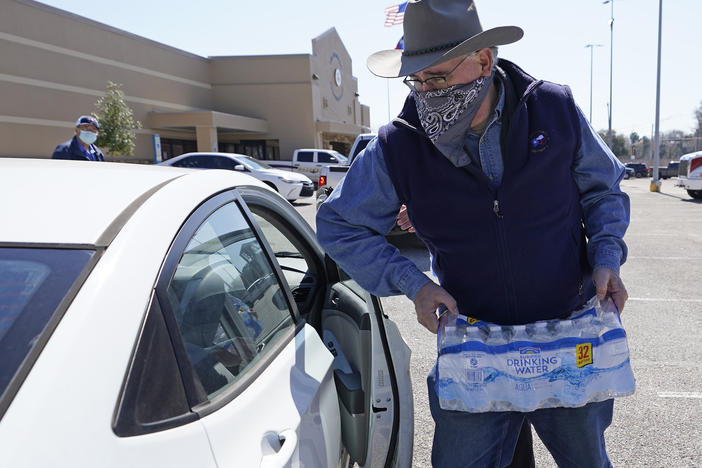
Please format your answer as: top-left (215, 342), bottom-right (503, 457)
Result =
top-left (237, 186), bottom-right (414, 467)
top-left (321, 261), bottom-right (414, 468)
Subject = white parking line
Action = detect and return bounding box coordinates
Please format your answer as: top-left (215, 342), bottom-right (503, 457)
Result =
top-left (628, 297), bottom-right (702, 303)
top-left (628, 256), bottom-right (702, 260)
top-left (657, 392), bottom-right (702, 399)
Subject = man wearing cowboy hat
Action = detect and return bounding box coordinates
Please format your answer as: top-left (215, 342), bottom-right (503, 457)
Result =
top-left (317, 0), bottom-right (629, 466)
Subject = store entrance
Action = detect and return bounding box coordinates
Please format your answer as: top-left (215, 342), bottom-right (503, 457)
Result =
top-left (160, 138), bottom-right (197, 161)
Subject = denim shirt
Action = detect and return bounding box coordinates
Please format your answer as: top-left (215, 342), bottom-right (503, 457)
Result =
top-left (464, 77), bottom-right (505, 186)
top-left (316, 86), bottom-right (630, 302)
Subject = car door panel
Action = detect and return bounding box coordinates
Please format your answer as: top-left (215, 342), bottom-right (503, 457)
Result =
top-left (199, 324), bottom-right (341, 468)
top-left (321, 283), bottom-right (413, 468)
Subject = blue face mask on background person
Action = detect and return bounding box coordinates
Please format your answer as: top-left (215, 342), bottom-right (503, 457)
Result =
top-left (413, 71), bottom-right (494, 164)
top-left (79, 130), bottom-right (98, 145)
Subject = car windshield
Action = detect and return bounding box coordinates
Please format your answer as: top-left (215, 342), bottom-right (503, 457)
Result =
top-left (236, 156), bottom-right (272, 170)
top-left (0, 248), bottom-right (94, 410)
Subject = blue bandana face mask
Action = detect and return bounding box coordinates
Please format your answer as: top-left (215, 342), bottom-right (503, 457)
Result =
top-left (79, 130), bottom-right (98, 145)
top-left (413, 71), bottom-right (494, 165)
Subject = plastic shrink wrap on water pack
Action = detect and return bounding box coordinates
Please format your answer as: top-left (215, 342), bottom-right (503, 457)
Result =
top-left (435, 297), bottom-right (635, 413)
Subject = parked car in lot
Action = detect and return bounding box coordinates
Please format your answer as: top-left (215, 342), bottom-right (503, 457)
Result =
top-left (317, 134), bottom-right (375, 196)
top-left (261, 149), bottom-right (349, 188)
top-left (675, 151), bottom-right (702, 199)
top-left (654, 161), bottom-right (680, 179)
top-left (625, 162), bottom-right (650, 178)
top-left (160, 152), bottom-right (314, 202)
top-left (315, 134), bottom-right (413, 239)
top-left (0, 158), bottom-right (413, 467)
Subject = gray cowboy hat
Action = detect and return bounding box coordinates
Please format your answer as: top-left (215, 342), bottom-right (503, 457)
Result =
top-left (367, 0), bottom-right (523, 78)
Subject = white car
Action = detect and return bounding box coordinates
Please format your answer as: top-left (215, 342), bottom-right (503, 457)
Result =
top-left (0, 158), bottom-right (413, 468)
top-left (160, 152), bottom-right (315, 203)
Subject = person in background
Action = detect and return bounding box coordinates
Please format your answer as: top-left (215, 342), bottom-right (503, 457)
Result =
top-left (52, 115), bottom-right (104, 161)
top-left (317, 0), bottom-right (629, 466)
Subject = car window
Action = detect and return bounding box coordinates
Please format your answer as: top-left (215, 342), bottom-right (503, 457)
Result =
top-left (0, 248), bottom-right (94, 415)
top-left (173, 156), bottom-right (225, 169)
top-left (317, 152), bottom-right (336, 163)
top-left (296, 151), bottom-right (313, 163)
top-left (217, 157), bottom-right (239, 170)
top-left (350, 138), bottom-right (372, 163)
top-left (172, 156), bottom-right (199, 168)
top-left (164, 202), bottom-right (294, 399)
top-left (249, 211), bottom-right (318, 314)
top-left (331, 151), bottom-right (348, 164)
top-left (237, 156), bottom-right (272, 170)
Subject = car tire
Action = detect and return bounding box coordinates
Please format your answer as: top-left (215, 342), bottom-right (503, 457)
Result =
top-left (688, 190), bottom-right (702, 199)
top-left (635, 172), bottom-right (642, 178)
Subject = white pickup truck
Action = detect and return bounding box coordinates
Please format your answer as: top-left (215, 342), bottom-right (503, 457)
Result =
top-left (316, 134), bottom-right (376, 207)
top-left (263, 149), bottom-right (349, 188)
top-left (316, 133), bottom-right (415, 239)
top-left (676, 151), bottom-right (702, 199)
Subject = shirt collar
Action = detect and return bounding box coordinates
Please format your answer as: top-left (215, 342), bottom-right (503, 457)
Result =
top-left (74, 136), bottom-right (95, 158)
top-left (466, 75), bottom-right (505, 138)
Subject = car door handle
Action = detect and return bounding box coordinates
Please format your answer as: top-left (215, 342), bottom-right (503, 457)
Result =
top-left (260, 429), bottom-right (298, 468)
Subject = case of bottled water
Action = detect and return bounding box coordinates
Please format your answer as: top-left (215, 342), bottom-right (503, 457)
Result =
top-left (435, 297), bottom-right (635, 413)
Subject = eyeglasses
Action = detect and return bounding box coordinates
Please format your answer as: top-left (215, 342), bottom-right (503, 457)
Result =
top-left (403, 54), bottom-right (473, 91)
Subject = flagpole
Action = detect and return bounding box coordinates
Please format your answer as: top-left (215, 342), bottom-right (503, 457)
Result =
top-left (387, 79), bottom-right (391, 122)
top-left (383, 2), bottom-right (406, 122)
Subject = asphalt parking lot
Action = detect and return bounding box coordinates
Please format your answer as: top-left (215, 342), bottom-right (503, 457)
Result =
top-left (294, 176), bottom-right (701, 467)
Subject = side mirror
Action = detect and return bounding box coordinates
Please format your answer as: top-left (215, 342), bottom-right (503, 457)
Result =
top-left (234, 164), bottom-right (245, 171)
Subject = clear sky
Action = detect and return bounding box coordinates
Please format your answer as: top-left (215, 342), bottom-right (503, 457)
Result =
top-left (39, 0), bottom-right (702, 139)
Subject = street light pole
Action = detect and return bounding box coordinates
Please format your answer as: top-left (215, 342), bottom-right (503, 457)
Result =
top-left (585, 44), bottom-right (603, 124)
top-left (651, 0), bottom-right (663, 191)
top-left (603, 0), bottom-right (614, 148)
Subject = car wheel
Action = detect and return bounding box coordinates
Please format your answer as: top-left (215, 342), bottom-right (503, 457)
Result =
top-left (688, 190), bottom-right (702, 199)
top-left (635, 172), bottom-right (642, 178)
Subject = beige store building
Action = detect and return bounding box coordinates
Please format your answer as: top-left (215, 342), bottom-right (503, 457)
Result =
top-left (0, 0), bottom-right (371, 163)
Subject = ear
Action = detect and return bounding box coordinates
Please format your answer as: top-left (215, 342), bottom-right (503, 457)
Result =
top-left (477, 48), bottom-right (493, 77)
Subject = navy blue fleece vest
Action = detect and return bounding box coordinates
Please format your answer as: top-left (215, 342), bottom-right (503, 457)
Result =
top-left (378, 60), bottom-right (595, 325)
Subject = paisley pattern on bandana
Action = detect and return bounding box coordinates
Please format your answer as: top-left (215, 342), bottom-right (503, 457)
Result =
top-left (413, 76), bottom-right (489, 142)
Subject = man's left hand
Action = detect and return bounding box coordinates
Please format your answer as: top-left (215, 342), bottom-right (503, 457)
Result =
top-left (592, 267), bottom-right (628, 313)
top-left (396, 205), bottom-right (415, 232)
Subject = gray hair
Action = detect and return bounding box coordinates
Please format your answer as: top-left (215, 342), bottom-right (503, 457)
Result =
top-left (489, 46), bottom-right (499, 70)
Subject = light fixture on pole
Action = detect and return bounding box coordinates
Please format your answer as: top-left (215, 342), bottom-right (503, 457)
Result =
top-left (585, 44), bottom-right (603, 124)
top-left (603, 0), bottom-right (614, 149)
top-left (651, 0), bottom-right (663, 192)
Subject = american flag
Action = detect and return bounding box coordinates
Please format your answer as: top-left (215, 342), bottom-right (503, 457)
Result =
top-left (395, 36), bottom-right (404, 50)
top-left (384, 2), bottom-right (407, 27)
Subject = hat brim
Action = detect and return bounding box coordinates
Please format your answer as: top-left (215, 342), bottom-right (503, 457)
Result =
top-left (367, 26), bottom-right (523, 78)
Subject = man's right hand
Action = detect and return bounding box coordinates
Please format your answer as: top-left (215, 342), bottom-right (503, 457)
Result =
top-left (413, 282), bottom-right (458, 334)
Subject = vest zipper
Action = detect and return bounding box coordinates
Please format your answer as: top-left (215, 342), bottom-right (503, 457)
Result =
top-left (493, 197), bottom-right (518, 321)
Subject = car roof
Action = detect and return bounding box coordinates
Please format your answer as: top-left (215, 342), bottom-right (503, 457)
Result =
top-left (163, 152), bottom-right (248, 163)
top-left (680, 151), bottom-right (702, 161)
top-left (296, 148), bottom-right (341, 152)
top-left (0, 158), bottom-right (265, 245)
